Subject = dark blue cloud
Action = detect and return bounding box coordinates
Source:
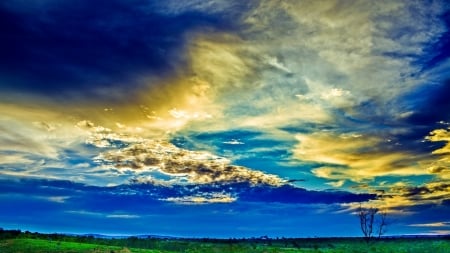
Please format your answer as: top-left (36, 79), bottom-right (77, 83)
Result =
top-left (330, 77), bottom-right (449, 157)
top-left (238, 184), bottom-right (375, 204)
top-left (0, 191), bottom-right (361, 237)
top-left (385, 11), bottom-right (450, 152)
top-left (16, 177), bottom-right (450, 238)
top-left (420, 10), bottom-right (450, 71)
top-left (0, 0), bottom-right (239, 98)
top-left (0, 177), bottom-right (374, 211)
top-left (382, 79), bottom-right (450, 155)
top-left (405, 80), bottom-right (450, 127)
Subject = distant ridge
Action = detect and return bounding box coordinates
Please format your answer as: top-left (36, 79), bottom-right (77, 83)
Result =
top-left (73, 233), bottom-right (180, 240)
top-left (3, 228), bottom-right (450, 240)
top-left (73, 233), bottom-right (450, 240)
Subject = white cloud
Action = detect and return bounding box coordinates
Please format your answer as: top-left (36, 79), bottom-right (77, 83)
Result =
top-left (223, 139), bottom-right (244, 145)
top-left (210, 0), bottom-right (449, 131)
top-left (106, 214), bottom-right (140, 219)
top-left (161, 193), bottom-right (237, 204)
top-left (264, 56), bottom-right (291, 73)
top-left (47, 196), bottom-right (70, 203)
top-left (168, 108), bottom-right (212, 120)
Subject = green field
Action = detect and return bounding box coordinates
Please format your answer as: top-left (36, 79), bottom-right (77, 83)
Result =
top-left (1, 230), bottom-right (449, 253)
top-left (0, 238), bottom-right (168, 253)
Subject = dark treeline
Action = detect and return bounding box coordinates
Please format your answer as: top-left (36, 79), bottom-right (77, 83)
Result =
top-left (1, 228), bottom-right (449, 251)
top-left (0, 228), bottom-right (349, 250)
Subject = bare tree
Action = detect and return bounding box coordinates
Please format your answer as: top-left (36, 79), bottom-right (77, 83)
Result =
top-left (358, 205), bottom-right (387, 244)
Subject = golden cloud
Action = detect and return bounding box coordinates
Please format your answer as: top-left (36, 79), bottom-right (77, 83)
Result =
top-left (426, 127), bottom-right (450, 154)
top-left (424, 127), bottom-right (450, 179)
top-left (344, 181), bottom-right (450, 213)
top-left (294, 132), bottom-right (426, 182)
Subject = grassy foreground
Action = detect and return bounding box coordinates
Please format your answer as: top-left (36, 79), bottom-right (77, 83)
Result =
top-left (1, 230), bottom-right (449, 252)
top-left (0, 238), bottom-right (167, 253)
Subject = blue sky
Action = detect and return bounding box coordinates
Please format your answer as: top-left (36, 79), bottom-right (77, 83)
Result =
top-left (1, 0), bottom-right (450, 237)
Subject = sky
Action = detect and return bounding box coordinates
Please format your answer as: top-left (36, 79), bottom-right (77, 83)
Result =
top-left (1, 0), bottom-right (450, 238)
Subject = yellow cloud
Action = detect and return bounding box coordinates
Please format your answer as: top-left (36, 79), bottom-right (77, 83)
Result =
top-left (0, 103), bottom-right (88, 160)
top-left (90, 33), bottom-right (254, 133)
top-left (344, 180), bottom-right (450, 212)
top-left (424, 127), bottom-right (450, 179)
top-left (426, 127), bottom-right (450, 154)
top-left (294, 132), bottom-right (427, 182)
top-left (0, 36), bottom-right (238, 136)
top-left (187, 33), bottom-right (253, 90)
top-left (327, 180), bottom-right (345, 188)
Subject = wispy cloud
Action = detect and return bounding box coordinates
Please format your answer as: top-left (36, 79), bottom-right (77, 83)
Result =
top-left (106, 214), bottom-right (140, 219)
top-left (409, 222), bottom-right (450, 227)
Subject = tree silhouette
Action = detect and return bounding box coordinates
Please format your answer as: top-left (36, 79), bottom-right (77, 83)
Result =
top-left (358, 205), bottom-right (387, 244)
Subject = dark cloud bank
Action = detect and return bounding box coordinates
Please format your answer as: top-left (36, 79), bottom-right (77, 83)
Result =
top-left (0, 178), bottom-right (375, 207)
top-left (0, 0), bottom-right (241, 97)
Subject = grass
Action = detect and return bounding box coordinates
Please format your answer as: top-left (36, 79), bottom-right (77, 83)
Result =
top-left (0, 238), bottom-right (172, 253)
top-left (1, 236), bottom-right (450, 252)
